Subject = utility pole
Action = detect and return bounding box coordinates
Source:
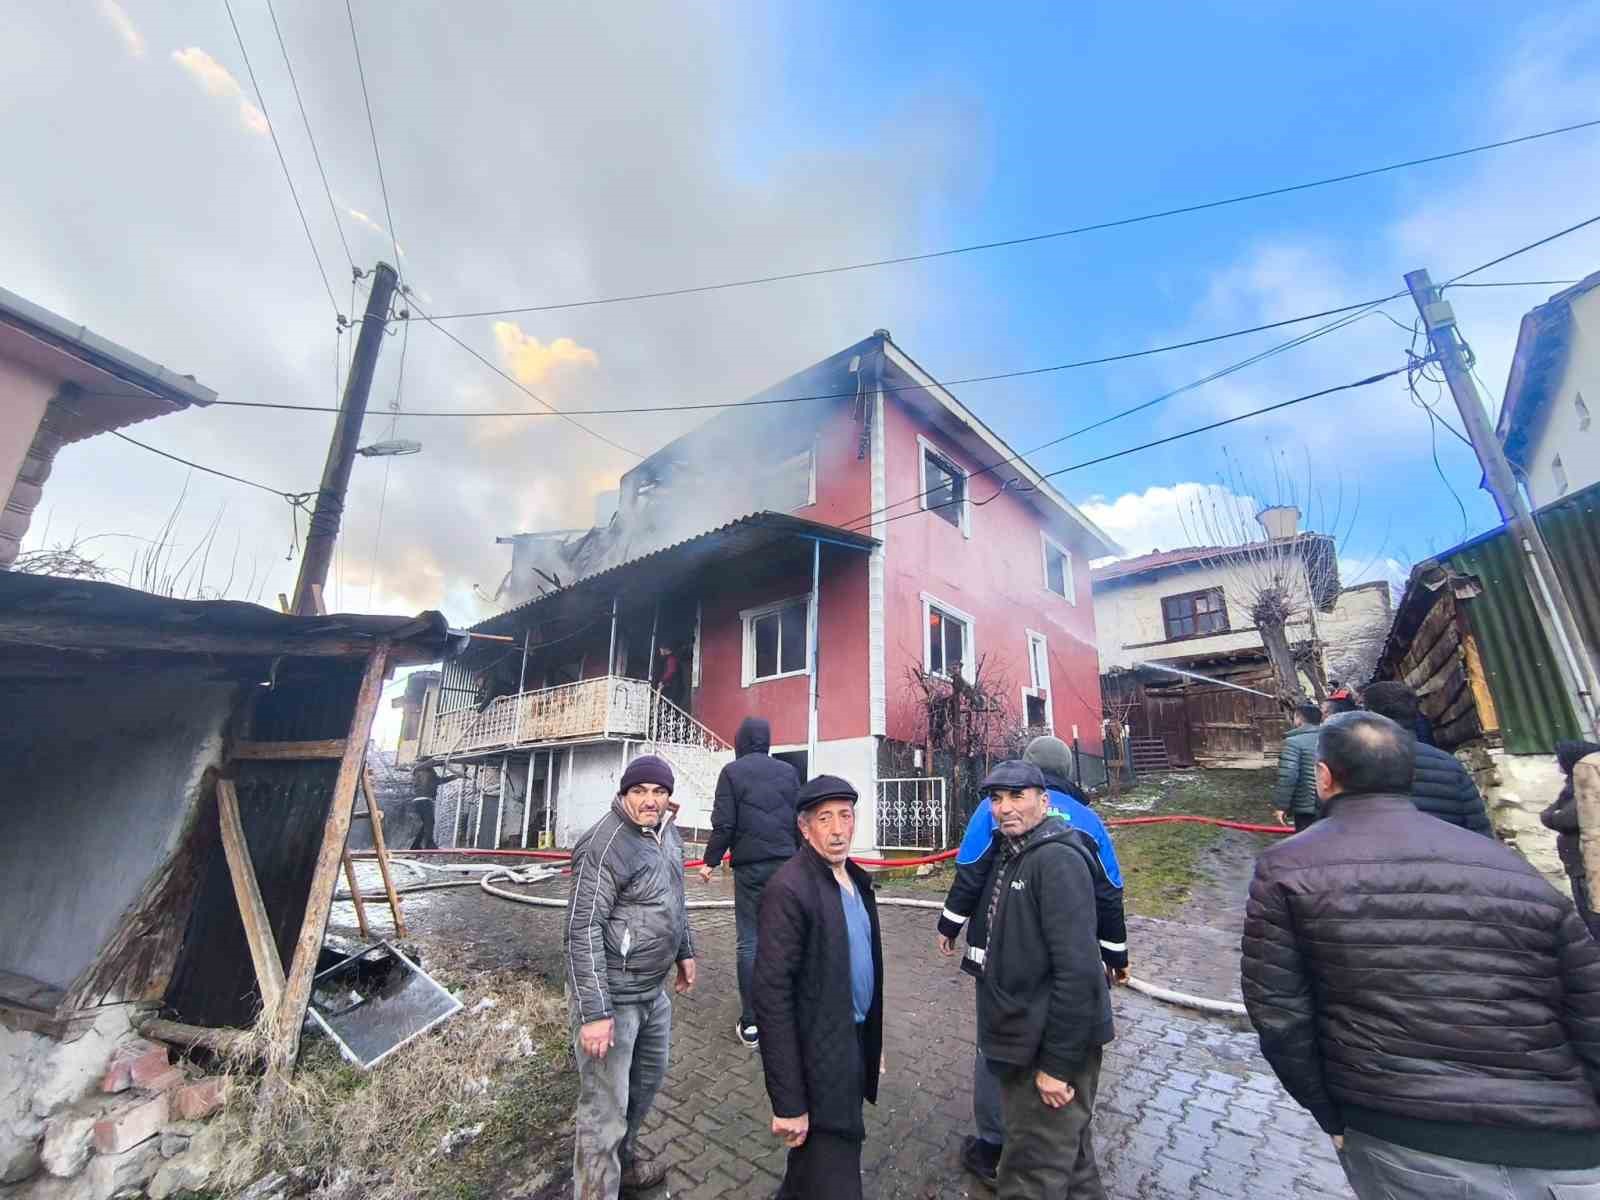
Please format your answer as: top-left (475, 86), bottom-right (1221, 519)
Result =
top-left (291, 262), bottom-right (399, 615)
top-left (1406, 269), bottom-right (1600, 738)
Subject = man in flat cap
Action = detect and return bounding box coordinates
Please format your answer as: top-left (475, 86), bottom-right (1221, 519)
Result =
top-left (753, 774), bottom-right (884, 1199)
top-left (959, 760), bottom-right (1114, 1199)
top-left (565, 754), bottom-right (696, 1198)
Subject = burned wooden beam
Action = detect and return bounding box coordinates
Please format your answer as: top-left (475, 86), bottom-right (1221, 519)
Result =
top-left (231, 739), bottom-right (348, 761)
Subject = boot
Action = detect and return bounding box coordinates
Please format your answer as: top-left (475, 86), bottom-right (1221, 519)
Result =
top-left (620, 1145), bottom-right (668, 1194)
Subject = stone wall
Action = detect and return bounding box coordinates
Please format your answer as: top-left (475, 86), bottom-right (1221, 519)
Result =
top-left (1457, 742), bottom-right (1565, 890)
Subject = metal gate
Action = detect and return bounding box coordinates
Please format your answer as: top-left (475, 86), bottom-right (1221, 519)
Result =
top-left (876, 777), bottom-right (948, 851)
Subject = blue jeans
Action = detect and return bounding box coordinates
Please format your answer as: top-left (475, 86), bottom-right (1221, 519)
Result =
top-left (735, 858), bottom-right (783, 1027)
top-left (570, 987), bottom-right (672, 1200)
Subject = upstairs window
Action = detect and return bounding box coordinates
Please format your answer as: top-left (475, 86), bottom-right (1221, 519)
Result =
top-left (923, 595), bottom-right (973, 681)
top-left (742, 596), bottom-right (810, 684)
top-left (1041, 533), bottom-right (1075, 603)
top-left (1161, 588), bottom-right (1228, 641)
top-left (1024, 630), bottom-right (1052, 731)
top-left (919, 437), bottom-right (968, 533)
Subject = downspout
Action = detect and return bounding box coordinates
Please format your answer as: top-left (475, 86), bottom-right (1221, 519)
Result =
top-left (808, 537), bottom-right (821, 772)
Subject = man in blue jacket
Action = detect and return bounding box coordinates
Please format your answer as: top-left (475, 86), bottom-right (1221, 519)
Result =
top-left (937, 737), bottom-right (1128, 1185)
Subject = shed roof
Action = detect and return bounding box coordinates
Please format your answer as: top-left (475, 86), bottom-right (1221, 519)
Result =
top-left (1495, 270), bottom-right (1600, 474)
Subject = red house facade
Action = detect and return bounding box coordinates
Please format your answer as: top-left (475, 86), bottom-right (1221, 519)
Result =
top-left (420, 332), bottom-right (1116, 852)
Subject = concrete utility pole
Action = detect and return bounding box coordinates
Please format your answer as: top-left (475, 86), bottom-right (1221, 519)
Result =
top-left (291, 261), bottom-right (399, 615)
top-left (1405, 269), bottom-right (1600, 739)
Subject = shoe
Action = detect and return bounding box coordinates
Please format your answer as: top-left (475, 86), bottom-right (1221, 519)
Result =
top-left (737, 1020), bottom-right (760, 1049)
top-left (619, 1147), bottom-right (668, 1194)
top-left (960, 1135), bottom-right (1000, 1186)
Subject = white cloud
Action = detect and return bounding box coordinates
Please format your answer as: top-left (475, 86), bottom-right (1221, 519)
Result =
top-left (171, 46), bottom-right (266, 136)
top-left (1080, 482), bottom-right (1259, 561)
top-left (99, 0), bottom-right (144, 57)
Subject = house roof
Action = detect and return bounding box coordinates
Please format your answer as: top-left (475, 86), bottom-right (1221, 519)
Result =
top-left (0, 284), bottom-right (216, 444)
top-left (1495, 270), bottom-right (1600, 474)
top-left (1091, 532), bottom-right (1341, 611)
top-left (1091, 544), bottom-right (1232, 584)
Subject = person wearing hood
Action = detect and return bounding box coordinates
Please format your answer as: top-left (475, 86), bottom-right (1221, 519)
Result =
top-left (565, 755), bottom-right (696, 1198)
top-left (937, 742), bottom-right (1126, 1187)
top-left (753, 775), bottom-right (884, 1198)
top-left (699, 716), bottom-right (800, 1047)
top-left (960, 760), bottom-right (1115, 1199)
top-left (1543, 740), bottom-right (1600, 939)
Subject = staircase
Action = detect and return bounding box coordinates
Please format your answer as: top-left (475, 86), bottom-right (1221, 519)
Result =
top-left (643, 693), bottom-right (733, 834)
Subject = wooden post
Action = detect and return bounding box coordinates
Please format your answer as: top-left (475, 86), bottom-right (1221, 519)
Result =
top-left (270, 644), bottom-right (391, 1073)
top-left (1577, 754), bottom-right (1600, 913)
top-left (362, 766), bottom-right (408, 938)
top-left (215, 779), bottom-right (286, 1014)
top-left (341, 849), bottom-right (371, 938)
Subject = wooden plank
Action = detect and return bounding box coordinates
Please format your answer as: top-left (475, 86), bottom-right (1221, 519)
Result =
top-left (270, 644), bottom-right (392, 1074)
top-left (1406, 591), bottom-right (1458, 668)
top-left (215, 779), bottom-right (286, 1014)
top-left (0, 619), bottom-right (382, 660)
top-left (140, 1017), bottom-right (254, 1056)
top-left (232, 739), bottom-right (348, 761)
top-left (363, 766), bottom-right (408, 938)
top-left (1401, 621), bottom-right (1462, 693)
top-left (1460, 626), bottom-right (1501, 735)
top-left (341, 849), bottom-right (371, 938)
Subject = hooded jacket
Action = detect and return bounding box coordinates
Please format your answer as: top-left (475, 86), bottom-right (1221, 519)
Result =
top-left (975, 814), bottom-right (1114, 1079)
top-left (702, 717), bottom-right (800, 869)
top-left (1273, 725), bottom-right (1320, 818)
top-left (564, 799), bottom-right (693, 1022)
top-left (1242, 790), bottom-right (1600, 1168)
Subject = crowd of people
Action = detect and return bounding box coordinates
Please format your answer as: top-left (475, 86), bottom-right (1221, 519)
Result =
top-left (557, 686), bottom-right (1600, 1199)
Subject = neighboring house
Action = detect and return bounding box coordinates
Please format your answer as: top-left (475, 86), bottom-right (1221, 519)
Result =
top-left (0, 285), bottom-right (214, 566)
top-left (1093, 507), bottom-right (1392, 765)
top-left (414, 330), bottom-right (1118, 851)
top-left (391, 669), bottom-right (441, 767)
top-left (1373, 476), bottom-right (1600, 888)
top-left (1496, 270), bottom-right (1600, 509)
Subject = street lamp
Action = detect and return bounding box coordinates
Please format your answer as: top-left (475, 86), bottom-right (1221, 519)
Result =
top-left (356, 439), bottom-right (423, 457)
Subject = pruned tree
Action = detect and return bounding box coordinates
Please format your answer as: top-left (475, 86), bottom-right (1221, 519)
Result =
top-left (1099, 668), bottom-right (1141, 797)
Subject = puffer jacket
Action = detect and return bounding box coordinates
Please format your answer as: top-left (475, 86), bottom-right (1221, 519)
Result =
top-left (702, 717), bottom-right (799, 869)
top-left (1273, 726), bottom-right (1320, 818)
top-left (1410, 741), bottom-right (1493, 834)
top-left (1242, 790), bottom-right (1600, 1169)
top-left (564, 800), bottom-right (693, 1022)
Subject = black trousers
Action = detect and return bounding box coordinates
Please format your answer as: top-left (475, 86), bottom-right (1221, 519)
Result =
top-left (776, 1131), bottom-right (863, 1200)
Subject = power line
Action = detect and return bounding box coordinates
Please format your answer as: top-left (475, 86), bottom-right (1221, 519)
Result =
top-left (265, 0), bottom-right (355, 273)
top-left (1447, 212), bottom-right (1600, 282)
top-left (345, 0), bottom-right (403, 280)
top-left (409, 117), bottom-right (1600, 321)
top-left (198, 296), bottom-right (1395, 418)
top-left (106, 427), bottom-right (310, 501)
top-left (1446, 278), bottom-right (1580, 290)
top-left (221, 0), bottom-right (342, 318)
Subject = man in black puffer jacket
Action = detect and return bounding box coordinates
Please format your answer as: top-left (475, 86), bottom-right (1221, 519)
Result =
top-left (1362, 680), bottom-right (1492, 834)
top-left (699, 716), bottom-right (799, 1047)
top-left (1242, 712), bottom-right (1600, 1198)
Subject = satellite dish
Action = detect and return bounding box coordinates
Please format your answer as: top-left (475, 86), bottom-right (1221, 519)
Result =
top-left (356, 439), bottom-right (423, 457)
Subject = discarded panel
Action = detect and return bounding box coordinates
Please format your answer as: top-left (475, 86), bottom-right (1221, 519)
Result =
top-left (308, 941), bottom-right (461, 1069)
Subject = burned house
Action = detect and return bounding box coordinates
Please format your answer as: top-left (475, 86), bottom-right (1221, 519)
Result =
top-left (413, 331), bottom-right (1117, 852)
top-left (0, 572), bottom-right (455, 1187)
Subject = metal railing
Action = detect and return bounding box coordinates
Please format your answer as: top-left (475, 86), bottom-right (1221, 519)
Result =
top-left (876, 777), bottom-right (948, 851)
top-left (422, 675), bottom-right (661, 759)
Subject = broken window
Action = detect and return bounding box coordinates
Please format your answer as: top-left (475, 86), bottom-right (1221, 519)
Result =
top-left (743, 597), bottom-right (809, 683)
top-left (764, 441), bottom-right (817, 511)
top-left (1042, 533), bottom-right (1074, 602)
top-left (926, 603), bottom-right (969, 679)
top-left (1161, 588), bottom-right (1228, 640)
top-left (1024, 631), bottom-right (1051, 731)
top-left (920, 441), bottom-right (966, 530)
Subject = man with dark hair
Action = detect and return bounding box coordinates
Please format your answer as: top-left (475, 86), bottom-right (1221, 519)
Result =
top-left (754, 775), bottom-right (883, 1198)
top-left (1243, 712), bottom-right (1600, 1198)
top-left (565, 755), bottom-right (696, 1198)
top-left (1273, 703), bottom-right (1323, 832)
top-left (1362, 680), bottom-right (1492, 834)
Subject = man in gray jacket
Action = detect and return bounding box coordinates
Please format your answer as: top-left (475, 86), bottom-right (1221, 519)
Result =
top-left (565, 754), bottom-right (696, 1198)
top-left (1273, 704), bottom-right (1322, 832)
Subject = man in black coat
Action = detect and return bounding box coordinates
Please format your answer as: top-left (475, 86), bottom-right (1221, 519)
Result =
top-left (1362, 681), bottom-right (1492, 834)
top-left (752, 775), bottom-right (882, 1200)
top-left (1242, 712), bottom-right (1600, 1198)
top-left (699, 716), bottom-right (800, 1047)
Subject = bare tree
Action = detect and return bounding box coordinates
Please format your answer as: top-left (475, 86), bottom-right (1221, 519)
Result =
top-left (11, 539), bottom-right (113, 580)
top-left (1099, 668), bottom-right (1141, 797)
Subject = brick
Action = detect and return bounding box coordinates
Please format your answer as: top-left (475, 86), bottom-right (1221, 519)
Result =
top-left (128, 1045), bottom-right (174, 1088)
top-left (92, 1094), bottom-right (170, 1155)
top-left (172, 1078), bottom-right (229, 1122)
top-left (100, 1040), bottom-right (165, 1094)
top-left (142, 1067), bottom-right (187, 1095)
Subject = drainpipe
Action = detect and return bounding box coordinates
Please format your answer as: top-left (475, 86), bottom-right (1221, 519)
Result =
top-left (606, 595), bottom-right (619, 676)
top-left (808, 538), bottom-right (821, 773)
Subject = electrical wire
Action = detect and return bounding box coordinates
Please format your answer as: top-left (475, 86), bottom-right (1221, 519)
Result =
top-left (1447, 212), bottom-right (1600, 282)
top-left (221, 0), bottom-right (341, 319)
top-left (105, 427), bottom-right (310, 502)
top-left (1446, 279), bottom-right (1580, 290)
top-left (409, 118), bottom-right (1600, 321)
top-left (265, 0), bottom-right (356, 273)
top-left (345, 0), bottom-right (403, 279)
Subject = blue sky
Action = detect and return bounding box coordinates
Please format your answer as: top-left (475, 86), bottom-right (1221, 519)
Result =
top-left (6, 0), bottom-right (1600, 627)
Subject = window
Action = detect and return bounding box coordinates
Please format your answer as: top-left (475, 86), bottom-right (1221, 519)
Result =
top-left (1161, 588), bottom-right (1229, 640)
top-left (918, 436), bottom-right (968, 534)
top-left (922, 594), bottom-right (974, 680)
top-left (741, 596), bottom-right (810, 685)
top-left (1578, 391), bottom-right (1591, 432)
top-left (1041, 533), bottom-right (1075, 603)
top-left (1023, 630), bottom-right (1052, 731)
top-left (1554, 454), bottom-right (1570, 496)
top-left (765, 440), bottom-right (817, 511)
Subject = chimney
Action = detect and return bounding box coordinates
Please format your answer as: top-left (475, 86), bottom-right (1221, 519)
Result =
top-left (1256, 505), bottom-right (1301, 540)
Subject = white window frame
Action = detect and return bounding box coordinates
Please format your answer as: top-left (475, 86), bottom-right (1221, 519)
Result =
top-left (917, 434), bottom-right (970, 537)
top-left (772, 437), bottom-right (818, 510)
top-left (920, 592), bottom-right (976, 683)
top-left (1022, 629), bottom-right (1053, 732)
top-left (1040, 531), bottom-right (1075, 604)
top-left (740, 593), bottom-right (813, 687)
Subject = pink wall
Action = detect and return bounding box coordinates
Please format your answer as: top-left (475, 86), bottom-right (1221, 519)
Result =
top-left (878, 399), bottom-right (1104, 753)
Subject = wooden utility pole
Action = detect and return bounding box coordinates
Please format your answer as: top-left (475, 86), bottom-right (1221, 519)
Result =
top-left (1405, 270), bottom-right (1600, 739)
top-left (291, 262), bottom-right (399, 615)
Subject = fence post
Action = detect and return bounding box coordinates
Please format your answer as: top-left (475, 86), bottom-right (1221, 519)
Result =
top-left (1123, 733), bottom-right (1136, 783)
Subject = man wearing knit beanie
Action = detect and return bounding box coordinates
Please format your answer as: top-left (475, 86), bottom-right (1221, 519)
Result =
top-left (565, 753), bottom-right (695, 1197)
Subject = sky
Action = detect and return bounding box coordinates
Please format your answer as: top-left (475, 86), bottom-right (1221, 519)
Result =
top-left (6, 2), bottom-right (1600, 734)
